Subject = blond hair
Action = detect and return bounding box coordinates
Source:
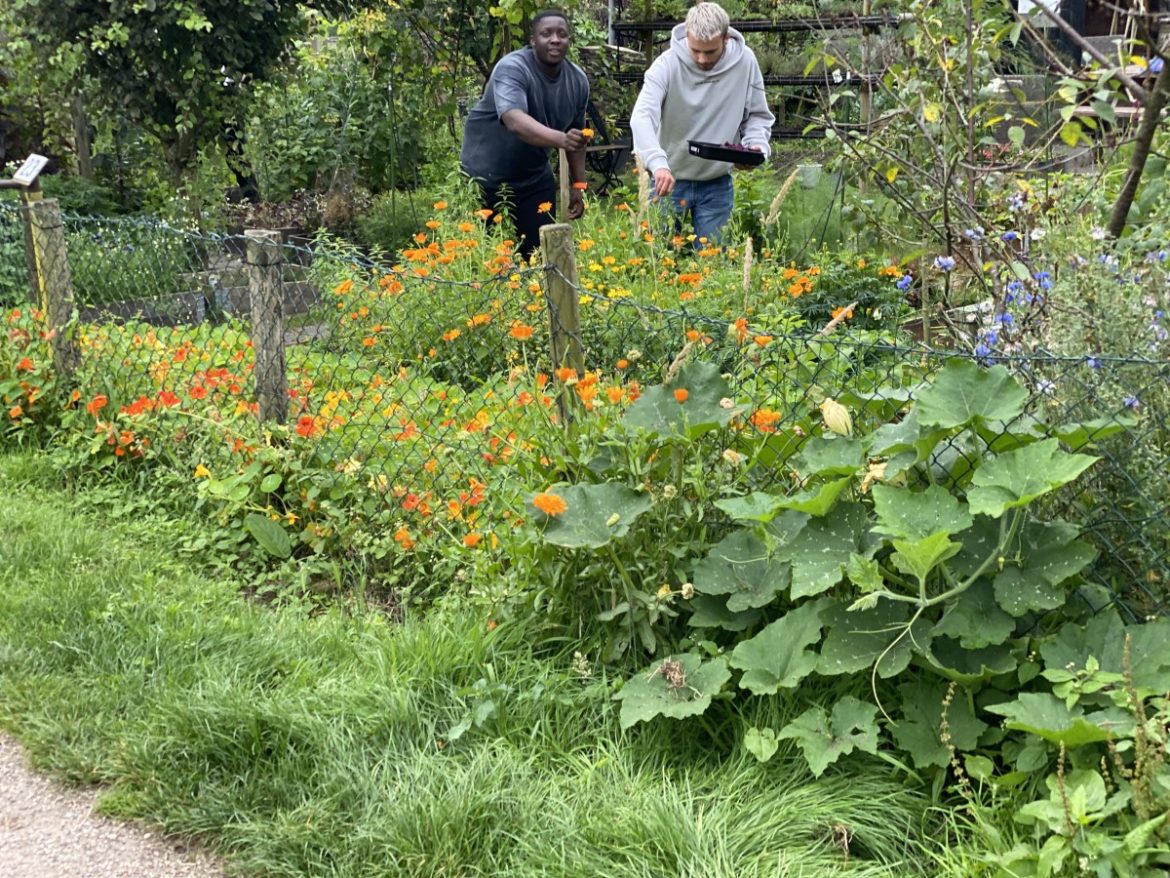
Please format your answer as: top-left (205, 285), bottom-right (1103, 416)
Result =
top-left (685, 2), bottom-right (730, 41)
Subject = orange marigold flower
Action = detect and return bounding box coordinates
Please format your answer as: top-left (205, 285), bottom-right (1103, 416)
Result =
top-left (85, 394), bottom-right (108, 416)
top-left (751, 408), bottom-right (781, 433)
top-left (334, 279), bottom-right (354, 295)
top-left (425, 220), bottom-right (441, 230)
top-left (616, 358), bottom-right (629, 370)
top-left (509, 322), bottom-right (534, 341)
top-left (9, 404), bottom-right (22, 419)
top-left (458, 222), bottom-right (475, 233)
top-left (157, 390), bottom-right (180, 407)
top-left (295, 415), bottom-right (317, 438)
top-left (554, 366), bottom-right (578, 383)
top-left (15, 357), bottom-right (33, 371)
top-left (394, 527), bottom-right (415, 550)
top-left (605, 385), bottom-right (624, 405)
top-left (533, 492), bottom-right (568, 516)
top-left (189, 384), bottom-right (208, 400)
top-left (674, 388), bottom-right (689, 403)
top-left (537, 201), bottom-right (553, 214)
top-left (362, 336), bottom-right (377, 347)
top-left (442, 328), bottom-right (462, 342)
top-left (581, 127), bottom-right (594, 138)
top-left (754, 335), bottom-right (772, 346)
top-left (477, 208), bottom-right (494, 220)
top-left (433, 201), bottom-right (448, 210)
top-left (463, 532), bottom-right (482, 548)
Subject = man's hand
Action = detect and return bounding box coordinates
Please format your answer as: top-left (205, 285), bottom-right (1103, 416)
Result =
top-left (568, 189), bottom-right (585, 220)
top-left (561, 129), bottom-right (587, 151)
top-left (652, 167), bottom-right (675, 197)
top-left (734, 146), bottom-right (764, 171)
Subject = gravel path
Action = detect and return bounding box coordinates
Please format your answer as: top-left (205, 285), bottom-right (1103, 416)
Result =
top-left (0, 734), bottom-right (225, 878)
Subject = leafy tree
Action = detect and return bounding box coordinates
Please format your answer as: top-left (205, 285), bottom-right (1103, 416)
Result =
top-left (9, 0), bottom-right (344, 181)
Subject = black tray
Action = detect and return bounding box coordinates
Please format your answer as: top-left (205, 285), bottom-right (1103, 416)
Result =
top-left (687, 140), bottom-right (765, 166)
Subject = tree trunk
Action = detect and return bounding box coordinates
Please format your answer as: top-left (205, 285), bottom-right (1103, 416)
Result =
top-left (70, 93), bottom-right (93, 179)
top-left (1107, 57), bottom-right (1170, 239)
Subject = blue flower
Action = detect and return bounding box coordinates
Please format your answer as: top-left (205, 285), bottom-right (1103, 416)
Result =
top-left (1150, 57), bottom-right (1164, 74)
top-left (974, 343), bottom-right (991, 359)
top-left (933, 255), bottom-right (957, 272)
top-left (1008, 193), bottom-right (1026, 211)
top-left (962, 227), bottom-right (985, 241)
top-left (1001, 231), bottom-right (1019, 242)
top-left (996, 311), bottom-right (1015, 326)
top-left (1155, 310), bottom-right (1164, 321)
top-left (1123, 395), bottom-right (1141, 409)
top-left (1004, 279), bottom-right (1024, 303)
top-left (896, 274), bottom-right (913, 291)
top-left (1085, 356), bottom-right (1101, 370)
top-left (981, 329), bottom-right (998, 347)
top-left (1033, 271), bottom-right (1053, 290)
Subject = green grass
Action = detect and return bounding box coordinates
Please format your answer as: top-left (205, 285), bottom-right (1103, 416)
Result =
top-left (0, 450), bottom-right (940, 877)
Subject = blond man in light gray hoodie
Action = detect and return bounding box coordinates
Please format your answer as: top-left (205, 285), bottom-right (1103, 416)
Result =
top-left (630, 2), bottom-right (774, 244)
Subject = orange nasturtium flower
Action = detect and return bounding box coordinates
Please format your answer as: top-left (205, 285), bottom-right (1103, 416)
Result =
top-left (463, 532), bottom-right (483, 548)
top-left (9, 404), bottom-right (22, 419)
top-left (509, 322), bottom-right (534, 341)
top-left (537, 201), bottom-right (553, 214)
top-left (85, 394), bottom-right (108, 416)
top-left (673, 388), bottom-right (689, 403)
top-left (15, 357), bottom-right (33, 371)
top-left (295, 415), bottom-right (317, 438)
top-left (753, 335), bottom-right (773, 347)
top-left (533, 492), bottom-right (568, 516)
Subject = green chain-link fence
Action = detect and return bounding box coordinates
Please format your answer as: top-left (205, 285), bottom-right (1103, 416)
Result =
top-left (2, 202), bottom-right (1166, 616)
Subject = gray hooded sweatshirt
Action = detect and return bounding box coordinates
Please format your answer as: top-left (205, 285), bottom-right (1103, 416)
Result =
top-left (630, 24), bottom-right (774, 181)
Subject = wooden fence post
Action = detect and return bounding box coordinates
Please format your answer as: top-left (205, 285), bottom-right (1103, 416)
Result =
top-left (19, 192), bottom-right (42, 304)
top-left (557, 149), bottom-right (571, 223)
top-left (245, 229), bottom-right (288, 425)
top-left (26, 198), bottom-right (80, 377)
top-left (540, 223), bottom-right (585, 422)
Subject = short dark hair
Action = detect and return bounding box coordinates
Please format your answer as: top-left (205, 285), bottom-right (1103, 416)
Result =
top-left (531, 9), bottom-right (570, 35)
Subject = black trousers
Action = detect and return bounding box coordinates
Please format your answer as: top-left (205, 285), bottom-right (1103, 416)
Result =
top-left (476, 172), bottom-right (557, 262)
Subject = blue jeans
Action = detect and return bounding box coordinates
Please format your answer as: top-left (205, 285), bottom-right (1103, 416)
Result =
top-left (664, 175), bottom-right (734, 245)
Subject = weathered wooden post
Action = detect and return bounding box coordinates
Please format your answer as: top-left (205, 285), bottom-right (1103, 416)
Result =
top-left (26, 199), bottom-right (80, 377)
top-left (539, 222), bottom-right (585, 423)
top-left (557, 149), bottom-right (571, 224)
top-left (245, 229), bottom-right (288, 425)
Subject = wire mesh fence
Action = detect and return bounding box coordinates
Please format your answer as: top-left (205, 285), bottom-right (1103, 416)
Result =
top-left (1, 201), bottom-right (1166, 616)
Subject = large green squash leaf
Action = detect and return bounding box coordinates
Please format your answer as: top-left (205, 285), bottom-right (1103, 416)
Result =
top-left (615, 654), bottom-right (730, 729)
top-left (775, 503), bottom-right (865, 598)
top-left (793, 436), bottom-right (865, 478)
top-left (692, 528), bottom-right (790, 612)
top-left (891, 679), bottom-right (987, 769)
top-left (872, 484), bottom-right (973, 540)
top-left (1041, 613), bottom-right (1170, 695)
top-left (713, 492), bottom-right (788, 523)
top-left (686, 594), bottom-right (763, 631)
top-left (1045, 415), bottom-right (1135, 451)
top-left (932, 580), bottom-right (1016, 648)
top-left (535, 483), bottom-right (652, 549)
top-left (818, 601), bottom-right (930, 677)
top-left (967, 439), bottom-right (1098, 517)
top-left (623, 362), bottom-right (737, 439)
top-left (986, 693), bottom-right (1133, 745)
top-left (730, 599), bottom-right (830, 695)
top-left (922, 637), bottom-right (1017, 684)
top-left (891, 532), bottom-right (962, 585)
top-left (777, 696), bottom-right (880, 778)
top-left (915, 359), bottom-right (1028, 429)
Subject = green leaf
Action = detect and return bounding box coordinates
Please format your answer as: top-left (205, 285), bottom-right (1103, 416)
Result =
top-left (1059, 119), bottom-right (1084, 147)
top-left (922, 637), bottom-right (1017, 684)
top-left (818, 601), bottom-right (930, 677)
top-left (892, 679), bottom-right (987, 769)
top-left (730, 599), bottom-right (830, 695)
top-left (992, 567), bottom-right (1068, 617)
top-left (967, 439), bottom-right (1098, 517)
top-left (891, 532), bottom-right (962, 584)
top-left (872, 484), bottom-right (973, 540)
top-left (692, 528), bottom-right (791, 612)
top-left (778, 696), bottom-right (879, 777)
top-left (1046, 415), bottom-right (1134, 451)
top-left (932, 580), bottom-right (1016, 648)
top-left (686, 594), bottom-right (762, 631)
top-left (623, 362), bottom-right (737, 440)
top-left (535, 484), bottom-right (652, 549)
top-left (985, 693), bottom-right (1133, 745)
top-left (615, 654), bottom-right (730, 729)
top-left (1042, 613), bottom-right (1170, 695)
top-left (714, 492), bottom-right (787, 523)
top-left (793, 436), bottom-right (865, 478)
top-left (743, 726), bottom-right (779, 763)
top-left (259, 473), bottom-right (282, 492)
top-left (845, 552), bottom-right (884, 593)
top-left (914, 360), bottom-right (1028, 429)
top-left (776, 503), bottom-right (864, 598)
top-left (771, 478), bottom-right (853, 517)
top-left (243, 513), bottom-right (292, 559)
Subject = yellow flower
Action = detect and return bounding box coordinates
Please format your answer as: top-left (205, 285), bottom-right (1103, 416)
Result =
top-left (193, 464), bottom-right (211, 479)
top-left (537, 201), bottom-right (553, 214)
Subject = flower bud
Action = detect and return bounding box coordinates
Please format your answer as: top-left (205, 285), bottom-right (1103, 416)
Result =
top-left (819, 398), bottom-right (853, 436)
